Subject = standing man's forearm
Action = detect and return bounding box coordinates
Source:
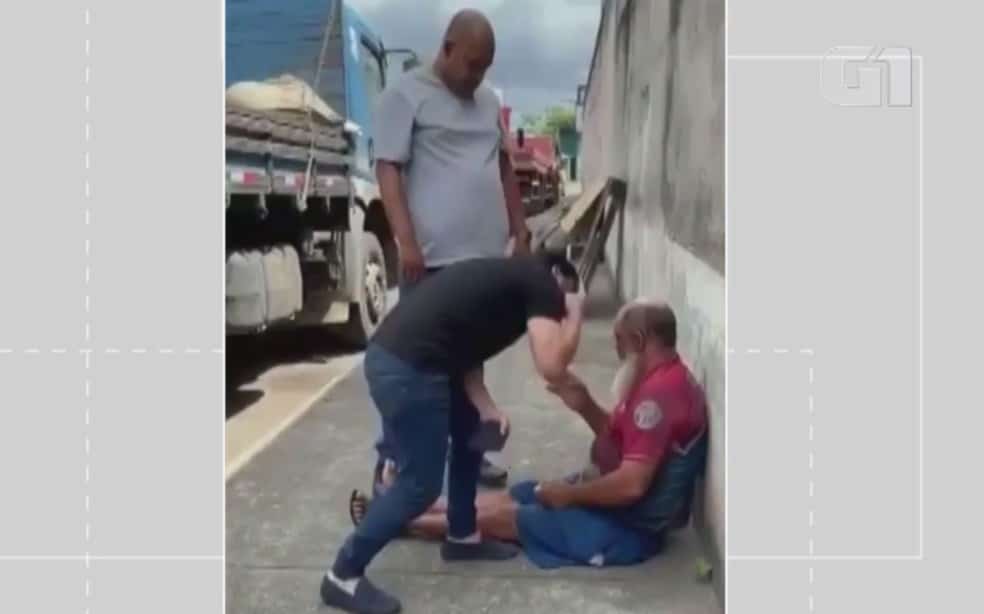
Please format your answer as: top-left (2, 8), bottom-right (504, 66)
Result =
top-left (556, 298), bottom-right (585, 370)
top-left (376, 161), bottom-right (418, 248)
top-left (529, 298), bottom-right (585, 384)
top-left (556, 317), bottom-right (581, 371)
top-left (462, 368), bottom-right (497, 418)
top-left (534, 313), bottom-right (584, 384)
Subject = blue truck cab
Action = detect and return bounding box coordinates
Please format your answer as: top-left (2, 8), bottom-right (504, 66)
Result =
top-left (342, 7), bottom-right (385, 184)
top-left (225, 1), bottom-right (415, 343)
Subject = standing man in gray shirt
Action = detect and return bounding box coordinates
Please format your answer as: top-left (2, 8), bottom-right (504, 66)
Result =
top-left (369, 9), bottom-right (529, 493)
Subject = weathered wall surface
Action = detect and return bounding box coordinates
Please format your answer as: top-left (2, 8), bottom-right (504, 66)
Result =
top-left (579, 0), bottom-right (725, 589)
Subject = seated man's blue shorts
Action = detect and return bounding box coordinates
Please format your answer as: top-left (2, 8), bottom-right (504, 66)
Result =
top-left (509, 481), bottom-right (665, 569)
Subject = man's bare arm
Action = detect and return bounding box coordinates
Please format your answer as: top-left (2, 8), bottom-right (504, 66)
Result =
top-left (376, 161), bottom-right (424, 280)
top-left (376, 161), bottom-right (416, 247)
top-left (579, 403), bottom-right (610, 436)
top-left (538, 459), bottom-right (659, 508)
top-left (463, 367), bottom-right (508, 433)
top-left (527, 299), bottom-right (584, 383)
top-left (548, 374), bottom-right (609, 436)
top-left (462, 367), bottom-right (495, 416)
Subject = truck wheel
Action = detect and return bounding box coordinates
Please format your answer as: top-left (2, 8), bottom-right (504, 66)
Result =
top-left (341, 231), bottom-right (388, 346)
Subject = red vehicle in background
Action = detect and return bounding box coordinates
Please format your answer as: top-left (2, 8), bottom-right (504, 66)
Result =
top-left (500, 106), bottom-right (563, 216)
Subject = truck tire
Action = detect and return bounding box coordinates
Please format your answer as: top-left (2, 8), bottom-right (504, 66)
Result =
top-left (341, 231), bottom-right (388, 346)
top-left (226, 250), bottom-right (267, 332)
top-left (227, 245), bottom-right (304, 334)
top-left (263, 245), bottom-right (303, 323)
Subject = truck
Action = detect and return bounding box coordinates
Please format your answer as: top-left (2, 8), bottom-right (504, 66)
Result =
top-left (506, 127), bottom-right (563, 216)
top-left (225, 0), bottom-right (416, 344)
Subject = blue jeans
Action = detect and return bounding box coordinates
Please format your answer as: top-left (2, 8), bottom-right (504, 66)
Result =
top-left (333, 344), bottom-right (482, 578)
top-left (373, 268), bottom-right (465, 484)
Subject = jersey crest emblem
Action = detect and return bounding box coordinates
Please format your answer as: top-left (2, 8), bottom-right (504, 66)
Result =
top-left (633, 400), bottom-right (663, 430)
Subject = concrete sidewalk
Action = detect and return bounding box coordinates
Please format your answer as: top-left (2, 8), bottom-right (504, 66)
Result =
top-left (226, 270), bottom-right (719, 614)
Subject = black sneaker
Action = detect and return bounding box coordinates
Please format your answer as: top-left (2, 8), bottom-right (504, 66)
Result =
top-left (478, 455), bottom-right (508, 488)
top-left (320, 574), bottom-right (401, 614)
top-left (441, 539), bottom-right (520, 562)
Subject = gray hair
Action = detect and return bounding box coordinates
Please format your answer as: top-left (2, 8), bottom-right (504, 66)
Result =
top-left (614, 301), bottom-right (677, 348)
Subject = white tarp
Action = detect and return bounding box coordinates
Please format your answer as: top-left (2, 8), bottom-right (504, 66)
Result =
top-left (226, 74), bottom-right (343, 124)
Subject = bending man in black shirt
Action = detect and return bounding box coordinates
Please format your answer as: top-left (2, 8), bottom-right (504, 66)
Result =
top-left (321, 252), bottom-right (583, 614)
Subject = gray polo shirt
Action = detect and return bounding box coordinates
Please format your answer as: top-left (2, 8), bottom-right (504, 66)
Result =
top-left (373, 66), bottom-right (509, 267)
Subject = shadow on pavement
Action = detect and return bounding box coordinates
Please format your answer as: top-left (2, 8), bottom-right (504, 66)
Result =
top-left (225, 327), bottom-right (362, 419)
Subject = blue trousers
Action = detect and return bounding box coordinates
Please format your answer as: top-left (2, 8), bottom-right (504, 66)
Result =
top-left (373, 267), bottom-right (481, 488)
top-left (509, 481), bottom-right (665, 569)
top-left (333, 344), bottom-right (482, 578)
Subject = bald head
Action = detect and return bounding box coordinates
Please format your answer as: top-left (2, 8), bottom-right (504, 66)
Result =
top-left (435, 10), bottom-right (496, 99)
top-left (614, 301), bottom-right (678, 356)
top-left (445, 9), bottom-right (495, 48)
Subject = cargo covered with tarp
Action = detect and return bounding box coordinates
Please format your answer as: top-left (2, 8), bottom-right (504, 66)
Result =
top-left (226, 0), bottom-right (351, 157)
top-left (226, 0), bottom-right (346, 116)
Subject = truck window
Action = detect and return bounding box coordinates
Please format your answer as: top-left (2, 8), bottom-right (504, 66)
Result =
top-left (359, 40), bottom-right (385, 107)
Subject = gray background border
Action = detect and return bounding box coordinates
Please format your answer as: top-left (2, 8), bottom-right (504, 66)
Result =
top-left (0, 0), bottom-right (980, 612)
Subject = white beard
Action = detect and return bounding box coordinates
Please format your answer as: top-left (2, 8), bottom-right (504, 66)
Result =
top-left (611, 352), bottom-right (642, 405)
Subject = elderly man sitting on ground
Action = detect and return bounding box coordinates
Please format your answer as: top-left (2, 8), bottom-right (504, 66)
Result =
top-left (349, 300), bottom-right (709, 568)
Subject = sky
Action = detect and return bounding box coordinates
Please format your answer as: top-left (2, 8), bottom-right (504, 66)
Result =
top-left (349, 0), bottom-right (602, 120)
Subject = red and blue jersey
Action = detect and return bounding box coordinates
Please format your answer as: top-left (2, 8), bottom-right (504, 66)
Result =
top-left (593, 355), bottom-right (709, 534)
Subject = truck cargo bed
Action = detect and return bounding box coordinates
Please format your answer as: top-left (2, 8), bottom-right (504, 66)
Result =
top-left (225, 137), bottom-right (349, 167)
top-left (226, 105), bottom-right (351, 154)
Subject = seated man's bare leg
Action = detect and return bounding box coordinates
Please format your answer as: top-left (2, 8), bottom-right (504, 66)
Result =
top-left (405, 512), bottom-right (449, 540)
top-left (408, 494), bottom-right (519, 542)
top-left (424, 489), bottom-right (513, 515)
top-left (350, 489), bottom-right (514, 526)
top-left (424, 497), bottom-right (447, 515)
top-left (476, 500), bottom-right (521, 541)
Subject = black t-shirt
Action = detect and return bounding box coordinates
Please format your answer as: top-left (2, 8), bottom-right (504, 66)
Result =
top-left (372, 257), bottom-right (567, 373)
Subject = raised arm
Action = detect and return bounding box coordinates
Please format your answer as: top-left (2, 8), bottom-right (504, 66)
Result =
top-left (527, 293), bottom-right (584, 383)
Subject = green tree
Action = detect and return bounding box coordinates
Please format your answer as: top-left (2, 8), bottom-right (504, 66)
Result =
top-left (519, 105), bottom-right (575, 137)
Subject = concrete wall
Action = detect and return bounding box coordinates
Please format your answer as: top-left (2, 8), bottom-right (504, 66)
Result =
top-left (579, 0), bottom-right (725, 590)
